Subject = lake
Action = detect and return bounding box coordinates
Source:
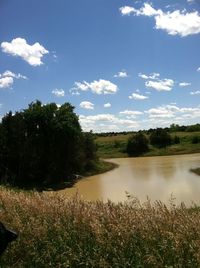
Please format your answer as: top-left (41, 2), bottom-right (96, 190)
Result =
top-left (59, 153), bottom-right (200, 205)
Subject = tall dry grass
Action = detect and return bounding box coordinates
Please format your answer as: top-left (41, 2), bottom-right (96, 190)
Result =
top-left (0, 186), bottom-right (200, 267)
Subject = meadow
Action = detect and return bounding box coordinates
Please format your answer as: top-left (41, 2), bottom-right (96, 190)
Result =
top-left (96, 131), bottom-right (200, 159)
top-left (1, 187), bottom-right (200, 267)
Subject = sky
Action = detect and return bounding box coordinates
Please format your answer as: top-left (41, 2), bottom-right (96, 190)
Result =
top-left (0, 0), bottom-right (200, 132)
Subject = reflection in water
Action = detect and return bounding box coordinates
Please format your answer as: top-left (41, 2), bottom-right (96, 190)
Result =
top-left (59, 153), bottom-right (200, 205)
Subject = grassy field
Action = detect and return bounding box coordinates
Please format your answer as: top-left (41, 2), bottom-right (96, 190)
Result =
top-left (96, 131), bottom-right (200, 159)
top-left (1, 187), bottom-right (200, 267)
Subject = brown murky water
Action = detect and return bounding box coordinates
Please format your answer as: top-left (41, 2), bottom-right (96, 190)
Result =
top-left (59, 153), bottom-right (200, 205)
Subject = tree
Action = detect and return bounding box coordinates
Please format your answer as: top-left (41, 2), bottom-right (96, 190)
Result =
top-left (126, 132), bottom-right (149, 156)
top-left (82, 131), bottom-right (98, 170)
top-left (0, 101), bottom-right (97, 188)
top-left (149, 128), bottom-right (172, 148)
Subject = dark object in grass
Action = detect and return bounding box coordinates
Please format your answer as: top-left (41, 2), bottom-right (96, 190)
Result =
top-left (190, 168), bottom-right (200, 176)
top-left (0, 222), bottom-right (18, 256)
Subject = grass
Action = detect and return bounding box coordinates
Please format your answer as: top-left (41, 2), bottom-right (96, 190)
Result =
top-left (1, 187), bottom-right (200, 267)
top-left (82, 160), bottom-right (118, 177)
top-left (96, 131), bottom-right (200, 159)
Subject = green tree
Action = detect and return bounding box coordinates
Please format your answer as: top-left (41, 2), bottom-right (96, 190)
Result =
top-left (149, 128), bottom-right (172, 148)
top-left (126, 132), bottom-right (149, 156)
top-left (0, 101), bottom-right (97, 188)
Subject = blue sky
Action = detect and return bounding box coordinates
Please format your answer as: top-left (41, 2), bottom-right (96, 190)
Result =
top-left (0, 0), bottom-right (200, 132)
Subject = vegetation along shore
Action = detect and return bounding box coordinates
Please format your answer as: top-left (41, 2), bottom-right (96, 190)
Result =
top-left (1, 187), bottom-right (200, 267)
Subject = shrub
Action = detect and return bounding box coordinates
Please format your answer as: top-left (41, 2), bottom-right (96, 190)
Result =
top-left (173, 135), bottom-right (180, 144)
top-left (191, 136), bottom-right (200, 144)
top-left (126, 132), bottom-right (149, 156)
top-left (149, 128), bottom-right (172, 148)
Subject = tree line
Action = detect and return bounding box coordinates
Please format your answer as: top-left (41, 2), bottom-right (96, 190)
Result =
top-left (0, 101), bottom-right (97, 188)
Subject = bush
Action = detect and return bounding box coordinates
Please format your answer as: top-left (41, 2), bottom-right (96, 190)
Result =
top-left (173, 135), bottom-right (180, 144)
top-left (126, 132), bottom-right (149, 156)
top-left (149, 128), bottom-right (172, 148)
top-left (191, 136), bottom-right (200, 144)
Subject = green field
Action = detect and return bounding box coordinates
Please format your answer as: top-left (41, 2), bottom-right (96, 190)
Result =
top-left (1, 187), bottom-right (200, 267)
top-left (96, 131), bottom-right (200, 159)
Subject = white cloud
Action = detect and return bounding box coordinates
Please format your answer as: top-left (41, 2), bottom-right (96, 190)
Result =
top-left (119, 6), bottom-right (136, 16)
top-left (146, 104), bottom-right (200, 121)
top-left (179, 82), bottom-right (191, 87)
top-left (72, 79), bottom-right (118, 95)
top-left (104, 103), bottom-right (111, 108)
top-left (52, 89), bottom-right (65, 97)
top-left (120, 110), bottom-right (143, 116)
top-left (120, 3), bottom-right (200, 37)
top-left (119, 110), bottom-right (143, 119)
top-left (0, 70), bottom-right (27, 89)
top-left (80, 101), bottom-right (94, 110)
top-left (190, 90), bottom-right (200, 95)
top-left (78, 104), bottom-right (200, 132)
top-left (79, 113), bottom-right (139, 132)
top-left (71, 91), bottom-right (80, 96)
top-left (74, 81), bottom-right (89, 91)
top-left (129, 93), bottom-right (149, 100)
top-left (114, 71), bottom-right (128, 78)
top-left (145, 78), bottom-right (174, 91)
top-left (139, 72), bottom-right (160, 80)
top-left (0, 76), bottom-right (13, 89)
top-left (197, 67), bottom-right (200, 72)
top-left (146, 106), bottom-right (175, 119)
top-left (1, 38), bottom-right (49, 66)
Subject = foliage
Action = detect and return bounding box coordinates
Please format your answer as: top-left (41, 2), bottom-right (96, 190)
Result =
top-left (1, 188), bottom-right (200, 267)
top-left (149, 128), bottom-right (172, 148)
top-left (96, 131), bottom-right (200, 159)
top-left (0, 101), bottom-right (97, 188)
top-left (126, 132), bottom-right (149, 156)
top-left (191, 135), bottom-right (200, 144)
top-left (173, 135), bottom-right (180, 144)
top-left (82, 131), bottom-right (98, 170)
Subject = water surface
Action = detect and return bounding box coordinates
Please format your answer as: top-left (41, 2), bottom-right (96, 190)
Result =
top-left (59, 153), bottom-right (200, 205)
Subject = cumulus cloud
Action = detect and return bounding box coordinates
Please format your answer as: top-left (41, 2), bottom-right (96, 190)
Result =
top-left (80, 101), bottom-right (94, 110)
top-left (104, 103), bottom-right (111, 108)
top-left (145, 78), bottom-right (174, 91)
top-left (120, 3), bottom-right (200, 37)
top-left (1, 38), bottom-right (49, 66)
top-left (179, 82), bottom-right (191, 87)
top-left (197, 67), bottom-right (200, 72)
top-left (139, 72), bottom-right (160, 80)
top-left (0, 77), bottom-right (13, 89)
top-left (79, 113), bottom-right (139, 132)
top-left (146, 105), bottom-right (200, 121)
top-left (114, 71), bottom-right (128, 78)
top-left (119, 6), bottom-right (136, 16)
top-left (52, 89), bottom-right (65, 97)
top-left (129, 93), bottom-right (149, 100)
top-left (0, 70), bottom-right (27, 89)
top-left (120, 110), bottom-right (143, 116)
top-left (71, 79), bottom-right (118, 95)
top-left (190, 90), bottom-right (200, 95)
top-left (120, 110), bottom-right (143, 119)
